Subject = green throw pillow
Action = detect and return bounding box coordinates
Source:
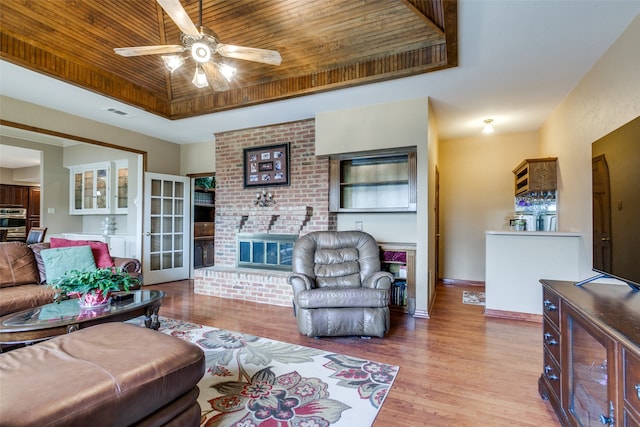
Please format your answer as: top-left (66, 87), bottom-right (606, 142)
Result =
top-left (40, 245), bottom-right (97, 282)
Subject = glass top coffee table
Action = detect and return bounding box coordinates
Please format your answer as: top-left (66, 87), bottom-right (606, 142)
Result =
top-left (0, 290), bottom-right (164, 345)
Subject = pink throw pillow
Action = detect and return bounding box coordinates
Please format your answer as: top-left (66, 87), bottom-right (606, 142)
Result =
top-left (49, 237), bottom-right (115, 268)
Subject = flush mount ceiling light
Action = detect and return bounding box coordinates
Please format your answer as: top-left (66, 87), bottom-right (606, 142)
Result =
top-left (483, 119), bottom-right (495, 134)
top-left (113, 0), bottom-right (281, 91)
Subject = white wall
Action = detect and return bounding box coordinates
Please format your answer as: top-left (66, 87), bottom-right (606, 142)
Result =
top-left (1, 96), bottom-right (181, 174)
top-left (439, 131), bottom-right (539, 281)
top-left (336, 213), bottom-right (416, 242)
top-left (425, 99), bottom-right (439, 313)
top-left (181, 141), bottom-right (216, 175)
top-left (0, 166), bottom-right (39, 186)
top-left (316, 97), bottom-right (433, 314)
top-left (0, 135), bottom-right (81, 236)
top-left (439, 15), bottom-right (640, 283)
top-left (539, 14), bottom-right (640, 280)
top-left (316, 97), bottom-right (429, 156)
top-left (1, 96), bottom-right (185, 242)
top-left (64, 144), bottom-right (140, 236)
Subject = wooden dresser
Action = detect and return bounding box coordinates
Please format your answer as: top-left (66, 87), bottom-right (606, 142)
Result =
top-left (539, 280), bottom-right (640, 426)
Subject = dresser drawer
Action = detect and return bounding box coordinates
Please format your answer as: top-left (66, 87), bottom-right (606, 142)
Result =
top-left (625, 409), bottom-right (640, 427)
top-left (543, 348), bottom-right (561, 402)
top-left (543, 320), bottom-right (561, 365)
top-left (542, 288), bottom-right (560, 328)
top-left (624, 347), bottom-right (640, 416)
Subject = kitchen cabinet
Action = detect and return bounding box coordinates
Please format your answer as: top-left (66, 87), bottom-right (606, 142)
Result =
top-left (513, 157), bottom-right (557, 196)
top-left (0, 184), bottom-right (29, 207)
top-left (539, 280), bottom-right (640, 426)
top-left (68, 160), bottom-right (128, 215)
top-left (329, 149), bottom-right (417, 212)
top-left (379, 242), bottom-right (416, 314)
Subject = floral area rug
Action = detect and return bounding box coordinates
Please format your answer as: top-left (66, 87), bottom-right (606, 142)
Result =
top-left (128, 317), bottom-right (399, 427)
top-left (462, 290), bottom-right (486, 306)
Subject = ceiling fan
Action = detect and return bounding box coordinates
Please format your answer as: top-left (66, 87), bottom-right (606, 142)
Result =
top-left (113, 0), bottom-right (282, 91)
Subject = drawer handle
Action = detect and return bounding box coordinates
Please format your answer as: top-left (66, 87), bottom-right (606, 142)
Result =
top-left (543, 333), bottom-right (558, 346)
top-left (635, 384), bottom-right (640, 400)
top-left (599, 414), bottom-right (613, 425)
top-left (543, 299), bottom-right (557, 311)
top-left (599, 401), bottom-right (615, 426)
top-left (544, 365), bottom-right (558, 381)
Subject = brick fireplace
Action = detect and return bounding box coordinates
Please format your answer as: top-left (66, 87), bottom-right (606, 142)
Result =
top-left (194, 119), bottom-right (336, 307)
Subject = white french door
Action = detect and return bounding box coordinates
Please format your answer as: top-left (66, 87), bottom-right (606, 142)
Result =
top-left (143, 173), bottom-right (191, 284)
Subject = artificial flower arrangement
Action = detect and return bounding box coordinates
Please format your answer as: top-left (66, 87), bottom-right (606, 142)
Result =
top-left (49, 268), bottom-right (140, 307)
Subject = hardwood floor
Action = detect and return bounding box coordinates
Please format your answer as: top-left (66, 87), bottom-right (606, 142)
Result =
top-left (147, 280), bottom-right (560, 426)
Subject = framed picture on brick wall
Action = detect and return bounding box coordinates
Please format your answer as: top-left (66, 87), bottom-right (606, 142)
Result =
top-left (243, 143), bottom-right (290, 188)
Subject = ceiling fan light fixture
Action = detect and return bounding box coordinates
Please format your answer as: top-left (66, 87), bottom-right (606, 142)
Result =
top-left (162, 55), bottom-right (185, 73)
top-left (192, 64), bottom-right (209, 88)
top-left (483, 119), bottom-right (495, 134)
top-left (218, 63), bottom-right (237, 82)
top-left (191, 42), bottom-right (211, 63)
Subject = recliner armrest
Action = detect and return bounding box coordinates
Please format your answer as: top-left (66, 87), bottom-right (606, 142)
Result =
top-left (362, 271), bottom-right (394, 290)
top-left (287, 272), bottom-right (314, 295)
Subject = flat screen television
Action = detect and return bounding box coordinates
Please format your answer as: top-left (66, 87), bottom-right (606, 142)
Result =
top-left (577, 116), bottom-right (640, 290)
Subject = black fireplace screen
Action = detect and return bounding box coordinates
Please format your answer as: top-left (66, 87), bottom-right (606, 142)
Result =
top-left (237, 233), bottom-right (296, 271)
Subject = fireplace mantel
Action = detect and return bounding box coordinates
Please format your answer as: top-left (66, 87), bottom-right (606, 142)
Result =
top-left (217, 205), bottom-right (313, 234)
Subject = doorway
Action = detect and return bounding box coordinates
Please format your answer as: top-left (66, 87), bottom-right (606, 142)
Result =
top-left (435, 166), bottom-right (440, 286)
top-left (143, 172), bottom-right (191, 284)
top-left (192, 175), bottom-right (215, 271)
top-left (592, 155), bottom-right (611, 272)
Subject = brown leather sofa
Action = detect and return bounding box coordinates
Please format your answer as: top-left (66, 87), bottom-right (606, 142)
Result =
top-left (0, 242), bottom-right (142, 316)
top-left (0, 322), bottom-right (205, 426)
top-left (287, 231), bottom-right (394, 338)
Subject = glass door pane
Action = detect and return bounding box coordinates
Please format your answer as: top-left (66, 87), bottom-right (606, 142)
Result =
top-left (569, 315), bottom-right (610, 426)
top-left (143, 173), bottom-right (190, 284)
top-left (83, 170), bottom-right (94, 209)
top-left (117, 166), bottom-right (128, 210)
top-left (96, 168), bottom-right (108, 209)
top-left (74, 172), bottom-right (83, 210)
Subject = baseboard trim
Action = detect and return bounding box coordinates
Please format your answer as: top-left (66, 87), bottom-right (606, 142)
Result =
top-left (483, 308), bottom-right (542, 323)
top-left (412, 309), bottom-right (429, 319)
top-left (441, 278), bottom-right (485, 287)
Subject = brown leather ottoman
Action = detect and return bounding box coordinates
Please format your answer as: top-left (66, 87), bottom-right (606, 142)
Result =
top-left (0, 322), bottom-right (205, 427)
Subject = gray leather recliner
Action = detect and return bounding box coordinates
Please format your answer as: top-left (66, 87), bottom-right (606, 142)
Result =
top-left (287, 231), bottom-right (394, 337)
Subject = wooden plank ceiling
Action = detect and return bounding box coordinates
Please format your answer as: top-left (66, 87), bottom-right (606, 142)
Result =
top-left (0, 0), bottom-right (457, 120)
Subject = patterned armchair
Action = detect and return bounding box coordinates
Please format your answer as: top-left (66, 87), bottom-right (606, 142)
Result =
top-left (287, 231), bottom-right (394, 337)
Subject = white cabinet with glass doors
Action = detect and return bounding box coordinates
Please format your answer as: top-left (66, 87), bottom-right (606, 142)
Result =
top-left (68, 160), bottom-right (128, 215)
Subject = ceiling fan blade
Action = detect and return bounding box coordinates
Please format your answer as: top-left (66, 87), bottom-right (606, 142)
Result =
top-left (156, 0), bottom-right (200, 38)
top-left (202, 61), bottom-right (231, 92)
top-left (114, 45), bottom-right (185, 57)
top-left (216, 44), bottom-right (282, 66)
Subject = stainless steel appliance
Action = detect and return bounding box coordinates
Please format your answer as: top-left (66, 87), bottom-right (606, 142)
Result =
top-left (0, 208), bottom-right (27, 241)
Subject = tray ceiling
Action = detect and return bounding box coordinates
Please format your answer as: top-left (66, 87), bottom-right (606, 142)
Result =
top-left (0, 0), bottom-right (457, 120)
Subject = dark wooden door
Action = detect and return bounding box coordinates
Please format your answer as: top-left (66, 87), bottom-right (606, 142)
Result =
top-left (28, 187), bottom-right (41, 228)
top-left (592, 155), bottom-right (611, 272)
top-left (435, 166), bottom-right (440, 284)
